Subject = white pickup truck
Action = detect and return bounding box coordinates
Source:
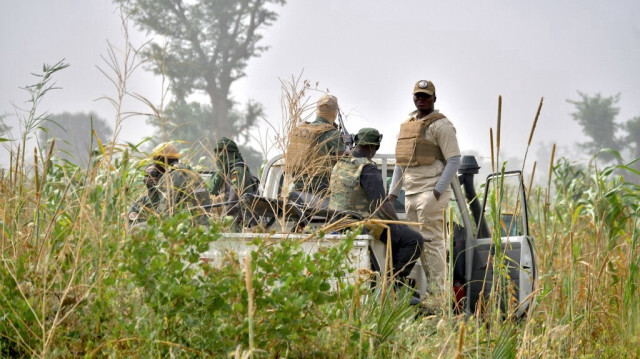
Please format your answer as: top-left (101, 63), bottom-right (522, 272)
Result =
top-left (200, 154), bottom-right (537, 317)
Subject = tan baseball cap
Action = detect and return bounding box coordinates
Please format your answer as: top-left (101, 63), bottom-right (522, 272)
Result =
top-left (316, 94), bottom-right (339, 122)
top-left (413, 80), bottom-right (436, 96)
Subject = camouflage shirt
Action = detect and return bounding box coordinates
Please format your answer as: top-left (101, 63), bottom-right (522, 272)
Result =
top-left (156, 163), bottom-right (212, 226)
top-left (127, 189), bottom-right (161, 226)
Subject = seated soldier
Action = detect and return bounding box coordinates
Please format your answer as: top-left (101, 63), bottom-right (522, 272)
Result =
top-left (152, 142), bottom-right (212, 226)
top-left (285, 94), bottom-right (346, 210)
top-left (329, 128), bottom-right (424, 303)
top-left (208, 137), bottom-right (258, 225)
top-left (127, 164), bottom-right (163, 227)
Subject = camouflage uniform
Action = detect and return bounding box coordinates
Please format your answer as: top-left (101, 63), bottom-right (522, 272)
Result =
top-left (127, 190), bottom-right (161, 226)
top-left (152, 143), bottom-right (212, 226)
top-left (127, 164), bottom-right (163, 227)
top-left (209, 137), bottom-right (258, 225)
top-left (329, 156), bottom-right (377, 215)
top-left (330, 128), bottom-right (424, 279)
top-left (209, 138), bottom-right (257, 199)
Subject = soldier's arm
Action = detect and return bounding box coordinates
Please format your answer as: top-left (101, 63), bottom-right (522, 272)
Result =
top-left (208, 170), bottom-right (224, 196)
top-left (388, 165), bottom-right (404, 203)
top-left (432, 120), bottom-right (461, 200)
top-left (320, 129), bottom-right (346, 156)
top-left (360, 164), bottom-right (399, 221)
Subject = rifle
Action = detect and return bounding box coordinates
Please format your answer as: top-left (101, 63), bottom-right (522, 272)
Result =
top-left (336, 109), bottom-right (354, 150)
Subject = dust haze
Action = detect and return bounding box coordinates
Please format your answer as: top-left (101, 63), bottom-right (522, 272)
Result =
top-left (1, 0), bottom-right (639, 176)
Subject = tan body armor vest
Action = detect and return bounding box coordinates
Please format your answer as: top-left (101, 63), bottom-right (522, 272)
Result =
top-left (395, 112), bottom-right (446, 167)
top-left (285, 122), bottom-right (337, 178)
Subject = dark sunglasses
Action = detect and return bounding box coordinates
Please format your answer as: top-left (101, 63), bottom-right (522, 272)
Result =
top-left (414, 93), bottom-right (432, 99)
top-left (145, 168), bottom-right (162, 179)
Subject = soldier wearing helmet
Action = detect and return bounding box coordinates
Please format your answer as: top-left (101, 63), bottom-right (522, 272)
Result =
top-left (208, 137), bottom-right (258, 224)
top-left (389, 80), bottom-right (461, 296)
top-left (285, 94), bottom-right (346, 203)
top-left (329, 128), bottom-right (424, 304)
top-left (152, 142), bottom-right (212, 226)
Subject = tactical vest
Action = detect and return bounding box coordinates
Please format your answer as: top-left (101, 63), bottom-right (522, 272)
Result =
top-left (395, 112), bottom-right (446, 167)
top-left (329, 157), bottom-right (375, 216)
top-left (285, 122), bottom-right (338, 179)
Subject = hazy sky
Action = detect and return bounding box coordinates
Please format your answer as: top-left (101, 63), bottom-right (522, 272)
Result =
top-left (2, 0), bottom-right (640, 171)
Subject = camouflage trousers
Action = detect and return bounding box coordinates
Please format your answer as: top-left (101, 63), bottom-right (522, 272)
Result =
top-left (404, 188), bottom-right (451, 295)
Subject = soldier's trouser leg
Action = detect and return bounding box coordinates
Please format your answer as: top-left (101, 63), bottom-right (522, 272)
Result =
top-left (405, 189), bottom-right (451, 294)
top-left (380, 224), bottom-right (424, 278)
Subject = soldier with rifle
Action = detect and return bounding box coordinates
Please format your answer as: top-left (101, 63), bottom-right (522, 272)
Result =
top-left (208, 137), bottom-right (259, 225)
top-left (152, 142), bottom-right (212, 226)
top-left (284, 95), bottom-right (347, 207)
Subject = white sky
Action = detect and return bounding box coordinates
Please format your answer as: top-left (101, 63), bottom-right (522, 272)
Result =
top-left (2, 0), bottom-right (640, 172)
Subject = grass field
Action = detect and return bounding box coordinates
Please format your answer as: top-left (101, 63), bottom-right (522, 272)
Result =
top-left (1, 62), bottom-right (639, 358)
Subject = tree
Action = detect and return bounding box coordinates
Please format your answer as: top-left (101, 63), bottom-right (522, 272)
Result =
top-left (39, 112), bottom-right (113, 166)
top-left (567, 92), bottom-right (622, 162)
top-left (115, 0), bottom-right (285, 152)
top-left (625, 116), bottom-right (640, 162)
top-left (156, 101), bottom-right (263, 170)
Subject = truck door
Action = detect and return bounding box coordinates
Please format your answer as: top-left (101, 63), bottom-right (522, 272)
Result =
top-left (466, 170), bottom-right (537, 318)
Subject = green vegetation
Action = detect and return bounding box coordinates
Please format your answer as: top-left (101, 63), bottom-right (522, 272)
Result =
top-left (2, 62), bottom-right (639, 358)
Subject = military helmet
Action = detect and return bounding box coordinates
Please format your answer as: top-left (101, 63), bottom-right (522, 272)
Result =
top-left (354, 128), bottom-right (383, 146)
top-left (214, 137), bottom-right (240, 154)
top-left (151, 142), bottom-right (181, 159)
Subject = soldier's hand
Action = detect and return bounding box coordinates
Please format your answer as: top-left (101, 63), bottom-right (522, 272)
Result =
top-left (433, 190), bottom-right (441, 201)
top-left (388, 194), bottom-right (398, 203)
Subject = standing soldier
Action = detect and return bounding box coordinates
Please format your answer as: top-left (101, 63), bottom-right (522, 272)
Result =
top-left (208, 137), bottom-right (258, 224)
top-left (329, 128), bottom-right (424, 304)
top-left (153, 142), bottom-right (212, 226)
top-left (285, 94), bottom-right (346, 205)
top-left (389, 80), bottom-right (461, 296)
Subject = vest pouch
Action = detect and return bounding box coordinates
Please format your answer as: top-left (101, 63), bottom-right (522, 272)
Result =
top-left (395, 137), bottom-right (418, 167)
top-left (414, 140), bottom-right (442, 165)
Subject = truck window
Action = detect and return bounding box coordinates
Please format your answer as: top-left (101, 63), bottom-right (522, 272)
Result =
top-left (480, 173), bottom-right (528, 238)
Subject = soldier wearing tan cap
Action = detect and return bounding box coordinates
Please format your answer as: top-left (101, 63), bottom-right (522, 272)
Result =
top-left (285, 94), bottom-right (346, 202)
top-left (151, 142), bottom-right (212, 226)
top-left (389, 80), bottom-right (461, 296)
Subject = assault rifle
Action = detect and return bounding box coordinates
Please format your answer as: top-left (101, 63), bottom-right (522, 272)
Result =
top-left (336, 109), bottom-right (354, 150)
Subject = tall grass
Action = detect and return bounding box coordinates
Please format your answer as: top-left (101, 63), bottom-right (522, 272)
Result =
top-left (2, 26), bottom-right (640, 359)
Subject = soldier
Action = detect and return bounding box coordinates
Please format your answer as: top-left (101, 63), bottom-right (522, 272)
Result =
top-left (127, 164), bottom-right (163, 227)
top-left (388, 80), bottom-right (461, 295)
top-left (208, 137), bottom-right (258, 223)
top-left (153, 142), bottom-right (212, 226)
top-left (285, 94), bottom-right (346, 205)
top-left (329, 128), bottom-right (424, 302)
